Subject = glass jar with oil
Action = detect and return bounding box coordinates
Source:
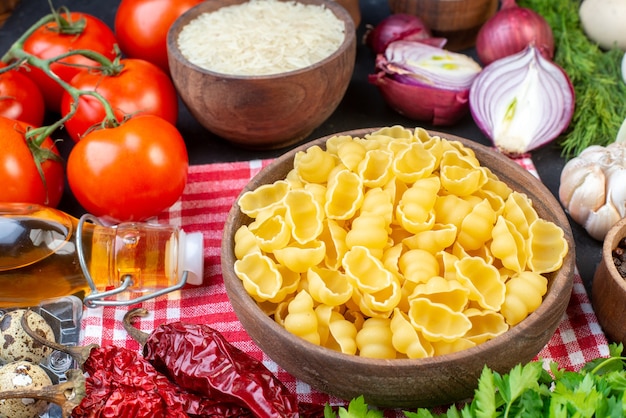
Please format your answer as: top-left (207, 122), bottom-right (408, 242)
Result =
top-left (0, 203), bottom-right (203, 308)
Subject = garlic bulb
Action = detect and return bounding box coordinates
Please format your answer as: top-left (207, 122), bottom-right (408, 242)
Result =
top-left (559, 142), bottom-right (626, 240)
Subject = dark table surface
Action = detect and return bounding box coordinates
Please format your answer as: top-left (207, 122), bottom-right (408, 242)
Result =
top-left (0, 0), bottom-right (603, 295)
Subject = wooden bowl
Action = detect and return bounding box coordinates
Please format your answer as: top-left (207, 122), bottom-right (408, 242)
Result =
top-left (388, 0), bottom-right (498, 51)
top-left (167, 0), bottom-right (356, 150)
top-left (592, 217), bottom-right (626, 345)
top-left (221, 128), bottom-right (575, 408)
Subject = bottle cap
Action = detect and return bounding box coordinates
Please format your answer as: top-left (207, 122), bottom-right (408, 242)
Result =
top-left (181, 231), bottom-right (204, 285)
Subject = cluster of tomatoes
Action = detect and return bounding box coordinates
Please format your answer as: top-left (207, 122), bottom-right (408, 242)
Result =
top-left (0, 0), bottom-right (203, 222)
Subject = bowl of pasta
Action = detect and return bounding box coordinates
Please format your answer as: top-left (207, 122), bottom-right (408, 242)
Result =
top-left (221, 126), bottom-right (575, 408)
top-left (167, 0), bottom-right (357, 150)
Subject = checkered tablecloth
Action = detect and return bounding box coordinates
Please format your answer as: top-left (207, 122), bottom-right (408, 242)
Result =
top-left (79, 157), bottom-right (610, 413)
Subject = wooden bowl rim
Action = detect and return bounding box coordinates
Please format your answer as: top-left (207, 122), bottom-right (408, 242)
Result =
top-left (221, 127), bottom-right (576, 368)
top-left (167, 0), bottom-right (356, 80)
top-left (601, 216), bottom-right (626, 292)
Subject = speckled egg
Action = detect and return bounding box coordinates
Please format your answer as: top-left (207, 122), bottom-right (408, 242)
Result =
top-left (0, 310), bottom-right (55, 365)
top-left (0, 361), bottom-right (52, 418)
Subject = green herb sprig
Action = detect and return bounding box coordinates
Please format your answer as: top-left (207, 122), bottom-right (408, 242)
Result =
top-left (324, 343), bottom-right (626, 417)
top-left (518, 0), bottom-right (626, 159)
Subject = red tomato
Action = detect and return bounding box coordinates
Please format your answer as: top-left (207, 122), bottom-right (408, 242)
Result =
top-left (22, 12), bottom-right (118, 113)
top-left (114, 0), bottom-right (204, 73)
top-left (60, 58), bottom-right (179, 142)
top-left (0, 63), bottom-right (46, 126)
top-left (0, 116), bottom-right (64, 207)
top-left (67, 115), bottom-right (188, 222)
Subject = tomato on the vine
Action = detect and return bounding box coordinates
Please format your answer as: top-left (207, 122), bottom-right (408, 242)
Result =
top-left (67, 115), bottom-right (188, 222)
top-left (60, 58), bottom-right (179, 142)
top-left (114, 0), bottom-right (204, 73)
top-left (22, 11), bottom-right (118, 113)
top-left (0, 116), bottom-right (64, 207)
top-left (0, 63), bottom-right (46, 126)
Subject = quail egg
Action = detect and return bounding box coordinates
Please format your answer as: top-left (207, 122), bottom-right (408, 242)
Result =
top-left (0, 310), bottom-right (55, 365)
top-left (0, 360), bottom-right (52, 418)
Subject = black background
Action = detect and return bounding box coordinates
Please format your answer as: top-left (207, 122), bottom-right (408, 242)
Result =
top-left (0, 0), bottom-right (603, 295)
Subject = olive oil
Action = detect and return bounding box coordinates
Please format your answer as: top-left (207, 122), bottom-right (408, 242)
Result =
top-left (0, 203), bottom-right (203, 308)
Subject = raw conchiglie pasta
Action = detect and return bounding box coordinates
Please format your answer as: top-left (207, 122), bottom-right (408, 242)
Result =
top-left (234, 126), bottom-right (569, 359)
top-left (355, 317), bottom-right (396, 359)
top-left (358, 149), bottom-right (394, 188)
top-left (455, 256), bottom-right (505, 311)
top-left (273, 240), bottom-right (326, 273)
top-left (457, 199), bottom-right (497, 251)
top-left (396, 176), bottom-right (440, 233)
top-left (390, 308), bottom-right (434, 359)
top-left (526, 218), bottom-right (569, 273)
top-left (294, 145), bottom-right (336, 184)
top-left (268, 265), bottom-right (301, 304)
top-left (284, 290), bottom-right (320, 345)
top-left (409, 276), bottom-right (469, 312)
top-left (393, 141), bottom-right (437, 183)
top-left (315, 304), bottom-right (334, 346)
top-left (284, 189), bottom-right (323, 244)
top-left (500, 271), bottom-right (548, 326)
top-left (343, 246), bottom-right (393, 293)
top-left (491, 215), bottom-right (527, 272)
top-left (317, 219), bottom-right (348, 270)
top-left (440, 152), bottom-right (486, 197)
top-left (360, 187), bottom-right (394, 226)
top-left (307, 266), bottom-right (353, 306)
top-left (399, 249), bottom-right (440, 284)
top-left (463, 308), bottom-right (509, 344)
top-left (503, 191), bottom-right (539, 238)
top-left (354, 275), bottom-right (401, 318)
top-left (325, 169), bottom-right (364, 220)
top-left (238, 180), bottom-right (290, 217)
top-left (249, 214), bottom-right (291, 252)
top-left (233, 225), bottom-right (261, 259)
top-left (345, 214), bottom-right (390, 252)
top-left (434, 194), bottom-right (473, 229)
top-left (325, 134), bottom-right (353, 155)
top-left (337, 139), bottom-right (367, 171)
top-left (430, 338), bottom-right (476, 356)
top-left (403, 223), bottom-right (457, 254)
top-left (408, 297), bottom-right (472, 342)
top-left (234, 252), bottom-right (283, 301)
top-left (327, 313), bottom-right (358, 355)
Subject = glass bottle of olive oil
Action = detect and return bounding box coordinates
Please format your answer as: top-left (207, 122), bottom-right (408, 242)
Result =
top-left (0, 203), bottom-right (203, 308)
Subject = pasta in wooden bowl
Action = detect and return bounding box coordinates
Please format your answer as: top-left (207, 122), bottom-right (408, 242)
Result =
top-left (221, 127), bottom-right (575, 408)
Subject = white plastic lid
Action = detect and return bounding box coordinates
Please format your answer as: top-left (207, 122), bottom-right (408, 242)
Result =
top-left (180, 231), bottom-right (204, 286)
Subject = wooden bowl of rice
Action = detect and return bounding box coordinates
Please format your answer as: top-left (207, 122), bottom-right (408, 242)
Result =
top-left (220, 127), bottom-right (576, 408)
top-left (167, 0), bottom-right (357, 149)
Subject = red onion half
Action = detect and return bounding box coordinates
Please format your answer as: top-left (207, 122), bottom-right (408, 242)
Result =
top-left (475, 0), bottom-right (554, 66)
top-left (469, 45), bottom-right (575, 156)
top-left (364, 14), bottom-right (446, 54)
top-left (369, 41), bottom-right (482, 125)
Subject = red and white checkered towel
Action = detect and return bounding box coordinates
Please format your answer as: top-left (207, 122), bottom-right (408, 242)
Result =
top-left (79, 157), bottom-right (610, 411)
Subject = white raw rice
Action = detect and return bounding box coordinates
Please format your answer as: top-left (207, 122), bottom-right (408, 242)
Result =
top-left (177, 0), bottom-right (346, 76)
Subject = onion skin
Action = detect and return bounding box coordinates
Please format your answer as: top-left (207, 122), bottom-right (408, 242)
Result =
top-left (365, 13), bottom-right (446, 54)
top-left (369, 41), bottom-right (481, 126)
top-left (369, 71), bottom-right (470, 125)
top-left (475, 0), bottom-right (554, 66)
top-left (469, 45), bottom-right (574, 156)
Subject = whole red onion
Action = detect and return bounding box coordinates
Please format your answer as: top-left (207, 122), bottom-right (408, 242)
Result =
top-left (475, 0), bottom-right (554, 66)
top-left (365, 14), bottom-right (446, 54)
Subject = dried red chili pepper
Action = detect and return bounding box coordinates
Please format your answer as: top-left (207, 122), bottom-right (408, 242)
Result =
top-left (124, 308), bottom-right (300, 418)
top-left (18, 311), bottom-right (252, 418)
